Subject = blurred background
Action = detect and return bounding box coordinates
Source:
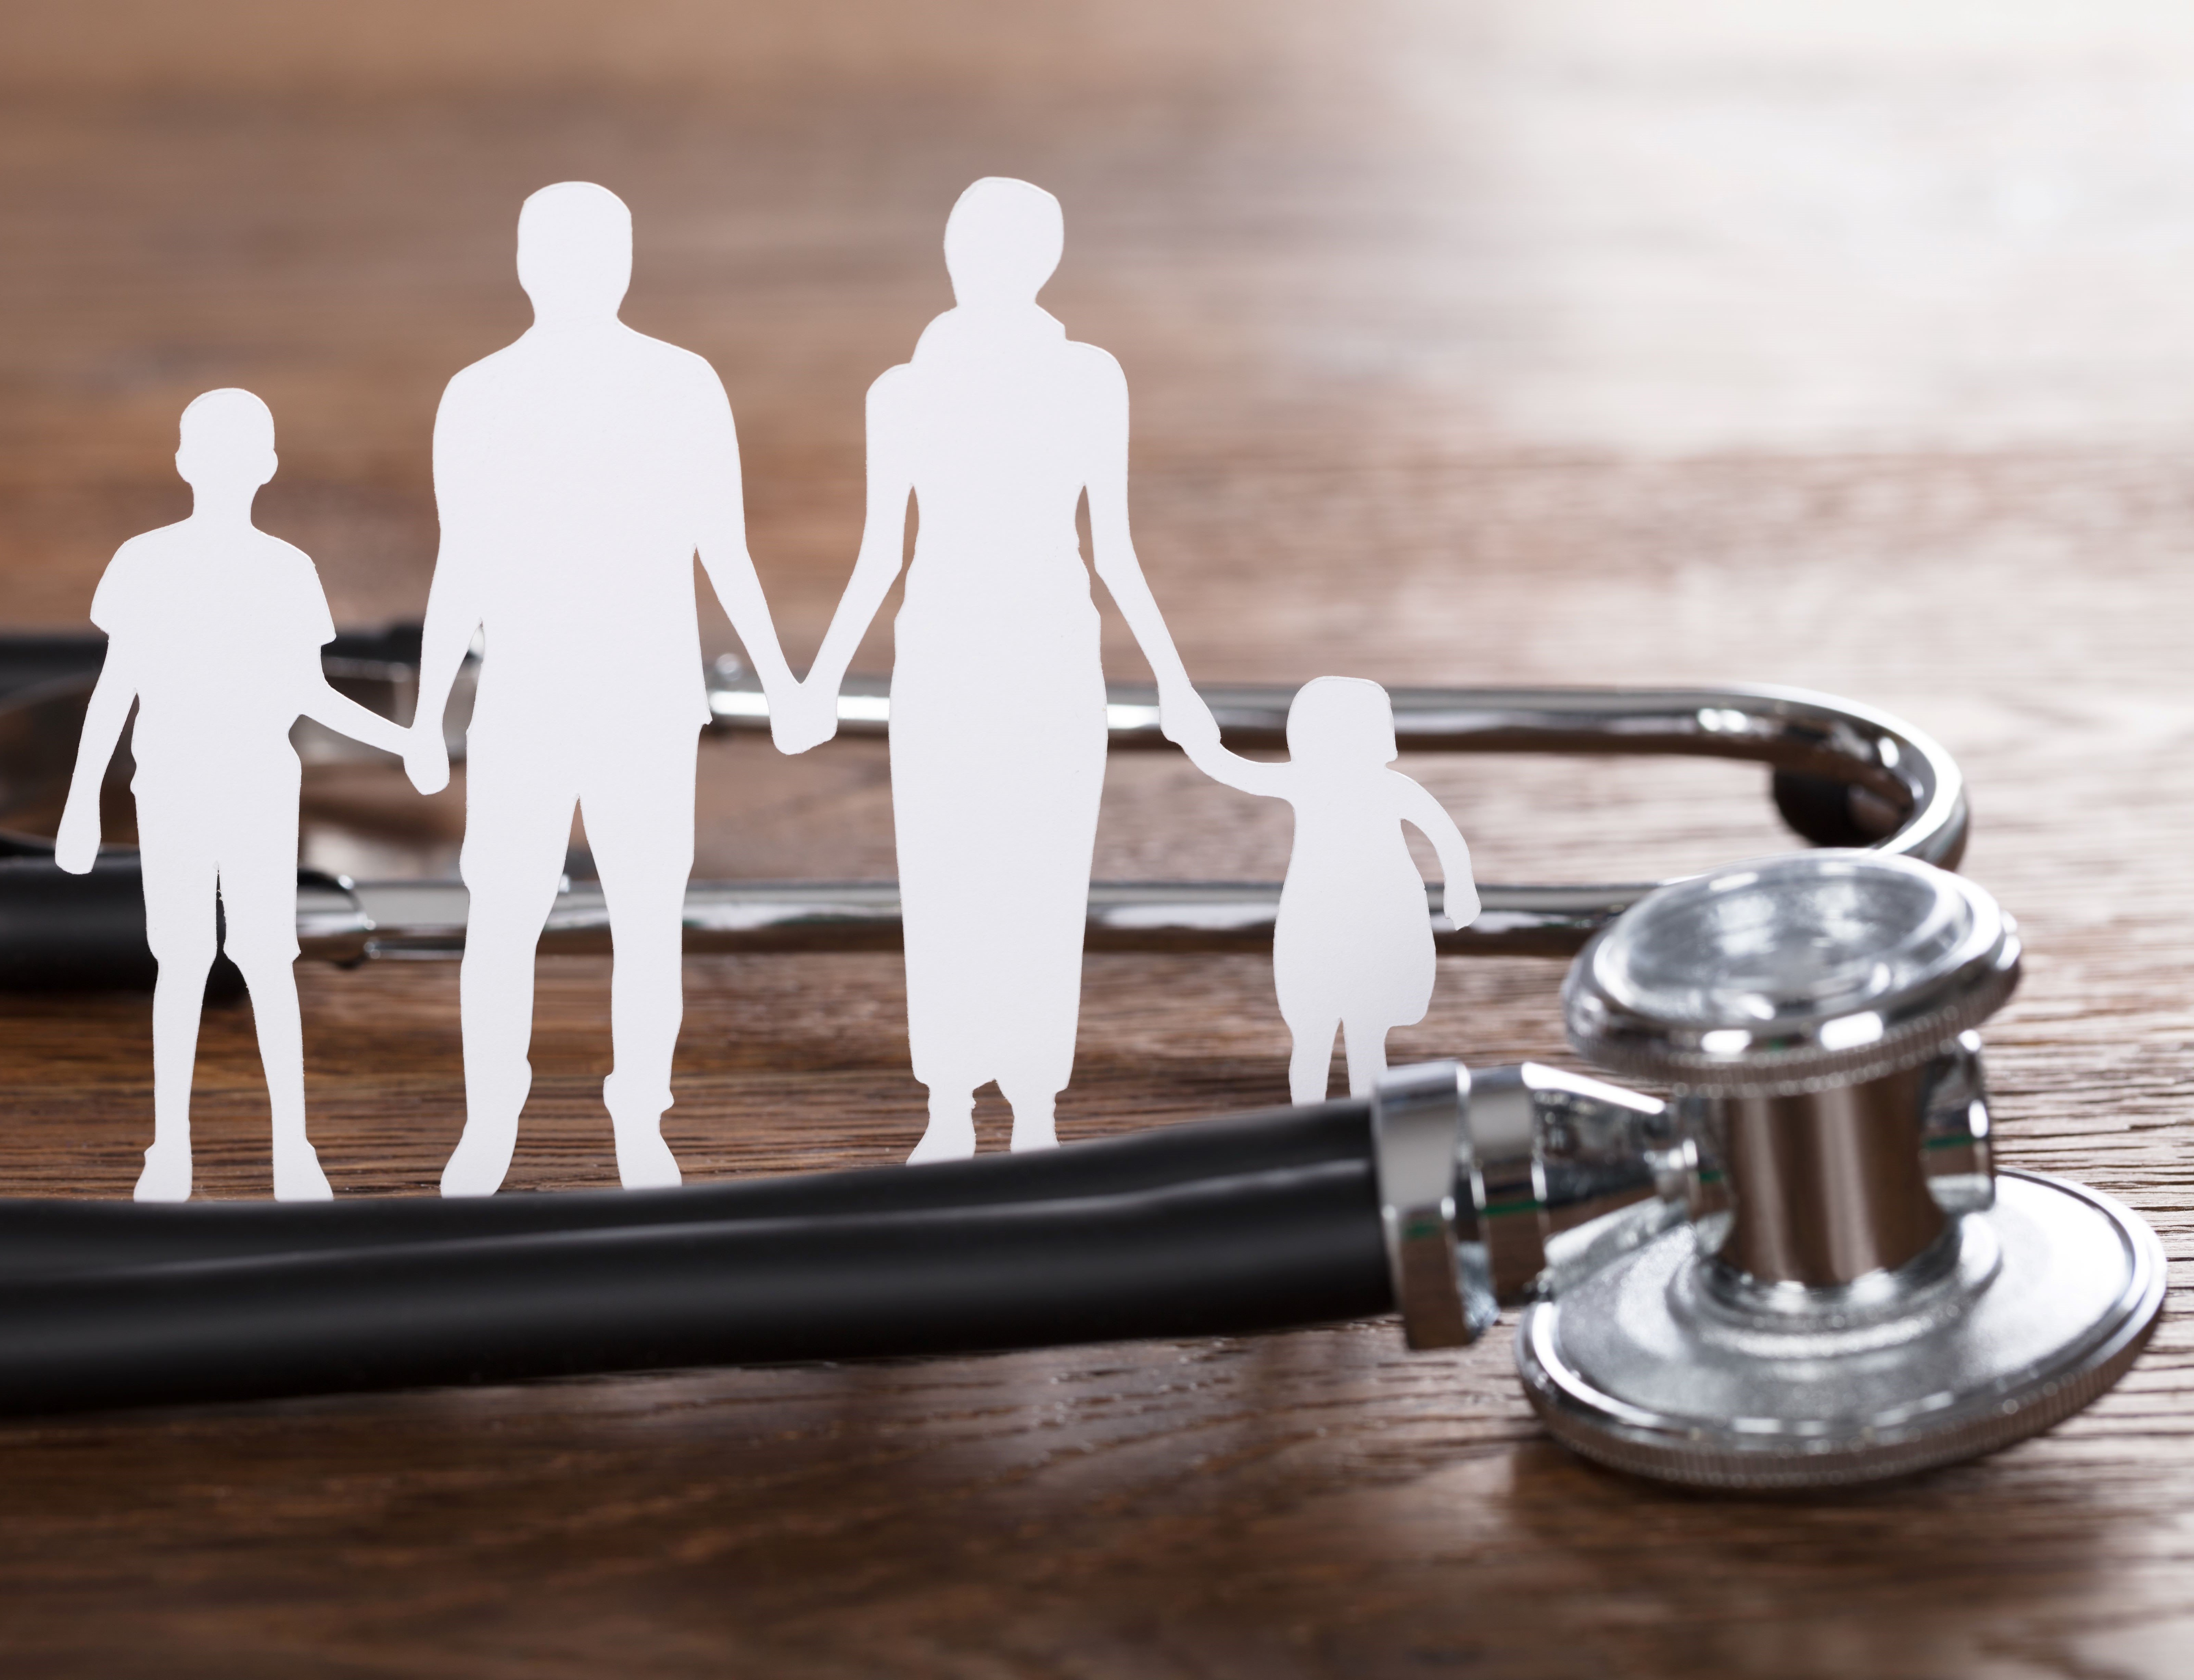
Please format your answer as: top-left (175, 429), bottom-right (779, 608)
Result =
top-left (4, 1), bottom-right (2189, 881)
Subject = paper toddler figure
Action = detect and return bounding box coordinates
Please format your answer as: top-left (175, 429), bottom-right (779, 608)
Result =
top-left (793, 177), bottom-right (1218, 1163)
top-left (404, 181), bottom-right (812, 1196)
top-left (54, 388), bottom-right (412, 1202)
top-left (1178, 676), bottom-right (1480, 1103)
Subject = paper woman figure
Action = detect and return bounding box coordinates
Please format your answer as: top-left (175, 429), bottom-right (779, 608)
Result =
top-left (405, 182), bottom-right (813, 1197)
top-left (53, 389), bottom-right (413, 1201)
top-left (792, 177), bottom-right (1218, 1162)
top-left (1179, 677), bottom-right (1480, 1103)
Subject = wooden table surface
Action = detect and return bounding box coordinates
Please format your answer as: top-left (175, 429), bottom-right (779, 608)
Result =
top-left (2, 3), bottom-right (2191, 1674)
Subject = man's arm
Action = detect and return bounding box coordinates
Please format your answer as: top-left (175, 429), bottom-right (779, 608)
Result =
top-left (689, 370), bottom-right (809, 751)
top-left (1081, 350), bottom-right (1217, 755)
top-left (797, 366), bottom-right (918, 752)
top-left (405, 386), bottom-right (487, 795)
top-left (54, 639), bottom-right (137, 874)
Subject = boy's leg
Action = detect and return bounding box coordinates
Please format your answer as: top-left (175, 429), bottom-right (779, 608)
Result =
top-left (216, 792), bottom-right (328, 1201)
top-left (135, 792), bottom-right (217, 1202)
top-left (448, 736), bottom-right (576, 1196)
top-left (1341, 1019), bottom-right (1392, 1099)
top-left (580, 728), bottom-right (696, 1190)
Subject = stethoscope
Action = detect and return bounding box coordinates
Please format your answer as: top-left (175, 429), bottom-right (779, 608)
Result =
top-left (0, 630), bottom-right (2163, 1490)
top-left (2, 624), bottom-right (1965, 974)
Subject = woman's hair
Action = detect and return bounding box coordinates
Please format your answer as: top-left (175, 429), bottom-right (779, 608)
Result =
top-left (1286, 675), bottom-right (1398, 765)
top-left (943, 177), bottom-right (1064, 308)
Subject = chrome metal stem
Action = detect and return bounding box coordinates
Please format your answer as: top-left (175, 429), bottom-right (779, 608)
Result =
top-left (1711, 1068), bottom-right (1948, 1289)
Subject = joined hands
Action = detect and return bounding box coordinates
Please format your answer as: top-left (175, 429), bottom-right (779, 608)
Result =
top-left (53, 797), bottom-right (99, 875)
top-left (404, 724), bottom-right (451, 795)
top-left (770, 679), bottom-right (840, 756)
top-left (1159, 680), bottom-right (1221, 765)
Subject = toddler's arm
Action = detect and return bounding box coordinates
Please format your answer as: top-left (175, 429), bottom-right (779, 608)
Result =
top-left (54, 641), bottom-right (138, 874)
top-left (1395, 774), bottom-right (1480, 926)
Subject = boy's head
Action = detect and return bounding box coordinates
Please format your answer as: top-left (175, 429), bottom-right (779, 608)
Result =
top-left (1287, 676), bottom-right (1398, 767)
top-left (518, 181), bottom-right (632, 324)
top-left (176, 388), bottom-right (277, 496)
top-left (944, 177), bottom-right (1063, 311)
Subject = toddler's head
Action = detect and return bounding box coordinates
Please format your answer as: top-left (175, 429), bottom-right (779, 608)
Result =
top-left (1286, 676), bottom-right (1397, 768)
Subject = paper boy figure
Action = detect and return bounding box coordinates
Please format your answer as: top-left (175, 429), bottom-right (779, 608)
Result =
top-left (1178, 677), bottom-right (1480, 1103)
top-left (54, 388), bottom-right (411, 1202)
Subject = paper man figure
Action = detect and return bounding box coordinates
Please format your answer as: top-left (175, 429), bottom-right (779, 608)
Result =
top-left (405, 181), bottom-right (811, 1197)
top-left (53, 389), bottom-right (412, 1202)
top-left (1179, 677), bottom-right (1479, 1103)
top-left (791, 177), bottom-right (1218, 1163)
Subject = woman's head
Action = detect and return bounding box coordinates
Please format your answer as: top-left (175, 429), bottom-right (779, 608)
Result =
top-left (1287, 676), bottom-right (1398, 767)
top-left (943, 177), bottom-right (1064, 310)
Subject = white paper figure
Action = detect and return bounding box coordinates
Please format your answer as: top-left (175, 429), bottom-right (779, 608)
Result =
top-left (788, 178), bottom-right (1219, 1163)
top-left (1179, 677), bottom-right (1480, 1103)
top-left (52, 389), bottom-right (412, 1202)
top-left (404, 181), bottom-right (811, 1197)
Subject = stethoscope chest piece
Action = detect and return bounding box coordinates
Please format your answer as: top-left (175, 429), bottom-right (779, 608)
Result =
top-left (1519, 851), bottom-right (2165, 1489)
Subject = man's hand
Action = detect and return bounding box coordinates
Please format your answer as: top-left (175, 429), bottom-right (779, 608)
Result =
top-left (404, 723), bottom-right (451, 795)
top-left (53, 798), bottom-right (99, 875)
top-left (770, 682), bottom-right (840, 756)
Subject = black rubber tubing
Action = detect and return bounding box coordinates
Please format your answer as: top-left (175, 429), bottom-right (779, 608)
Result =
top-left (0, 1097), bottom-right (1375, 1279)
top-left (0, 856), bottom-right (163, 989)
top-left (0, 1160), bottom-right (1392, 1416)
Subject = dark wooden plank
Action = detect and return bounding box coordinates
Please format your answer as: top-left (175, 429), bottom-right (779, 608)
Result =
top-left (1, 4), bottom-right (2191, 1674)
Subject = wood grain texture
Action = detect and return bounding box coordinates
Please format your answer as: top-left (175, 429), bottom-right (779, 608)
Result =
top-left (2, 3), bottom-right (2191, 1675)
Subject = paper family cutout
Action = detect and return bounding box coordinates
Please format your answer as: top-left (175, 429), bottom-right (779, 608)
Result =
top-left (1183, 678), bottom-right (1479, 1103)
top-left (55, 390), bottom-right (413, 1201)
top-left (796, 178), bottom-right (1220, 1162)
top-left (404, 181), bottom-right (809, 1196)
top-left (56, 177), bottom-right (1482, 1202)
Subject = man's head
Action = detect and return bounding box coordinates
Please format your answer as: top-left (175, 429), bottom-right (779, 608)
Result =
top-left (175, 388), bottom-right (277, 497)
top-left (517, 182), bottom-right (633, 325)
top-left (943, 177), bottom-right (1063, 311)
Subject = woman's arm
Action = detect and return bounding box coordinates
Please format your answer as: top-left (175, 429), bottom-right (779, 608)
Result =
top-left (1395, 774), bottom-right (1481, 926)
top-left (54, 642), bottom-right (137, 874)
top-left (1080, 349), bottom-right (1216, 751)
top-left (795, 366), bottom-right (917, 750)
top-left (1179, 737), bottom-right (1294, 799)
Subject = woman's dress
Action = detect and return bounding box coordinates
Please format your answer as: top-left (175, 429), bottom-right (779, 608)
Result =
top-left (885, 317), bottom-right (1111, 1101)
